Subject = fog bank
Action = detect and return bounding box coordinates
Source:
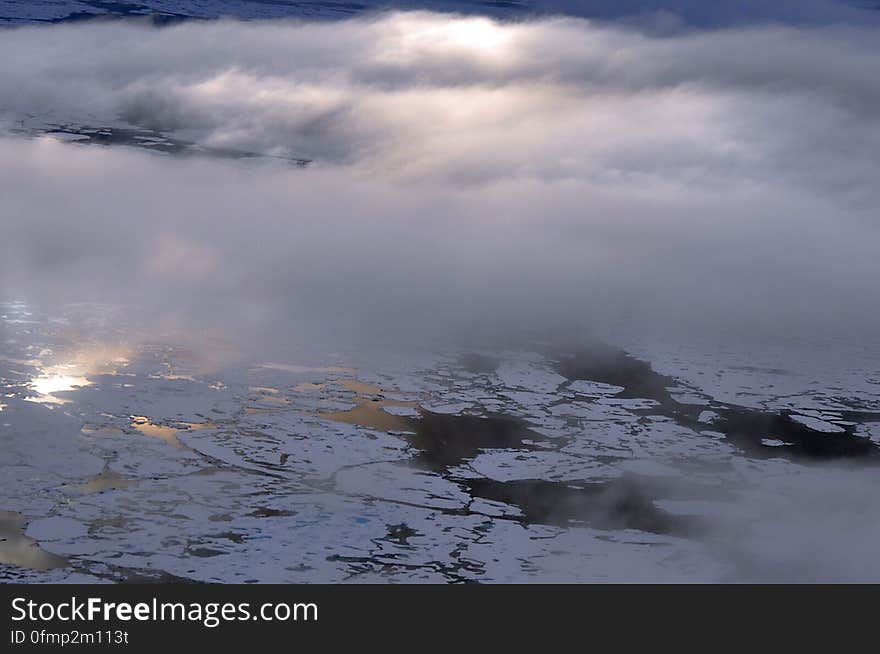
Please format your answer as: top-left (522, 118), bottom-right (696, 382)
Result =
top-left (2, 14), bottom-right (879, 350)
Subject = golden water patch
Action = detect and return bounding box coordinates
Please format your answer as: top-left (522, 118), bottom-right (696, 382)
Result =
top-left (293, 382), bottom-right (325, 392)
top-left (319, 400), bottom-right (416, 433)
top-left (130, 416), bottom-right (182, 448)
top-left (316, 379), bottom-right (419, 432)
top-left (0, 511), bottom-right (67, 571)
top-left (337, 380), bottom-right (385, 396)
top-left (62, 469), bottom-right (132, 494)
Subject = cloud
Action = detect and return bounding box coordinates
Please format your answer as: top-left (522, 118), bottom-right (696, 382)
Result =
top-left (1, 13), bottom-right (878, 350)
top-left (702, 463), bottom-right (880, 582)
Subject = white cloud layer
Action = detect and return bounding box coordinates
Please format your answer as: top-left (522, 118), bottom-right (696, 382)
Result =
top-left (1, 13), bottom-right (879, 349)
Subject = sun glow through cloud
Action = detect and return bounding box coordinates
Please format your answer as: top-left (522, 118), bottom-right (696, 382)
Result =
top-left (436, 17), bottom-right (512, 52)
top-left (376, 14), bottom-right (515, 63)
